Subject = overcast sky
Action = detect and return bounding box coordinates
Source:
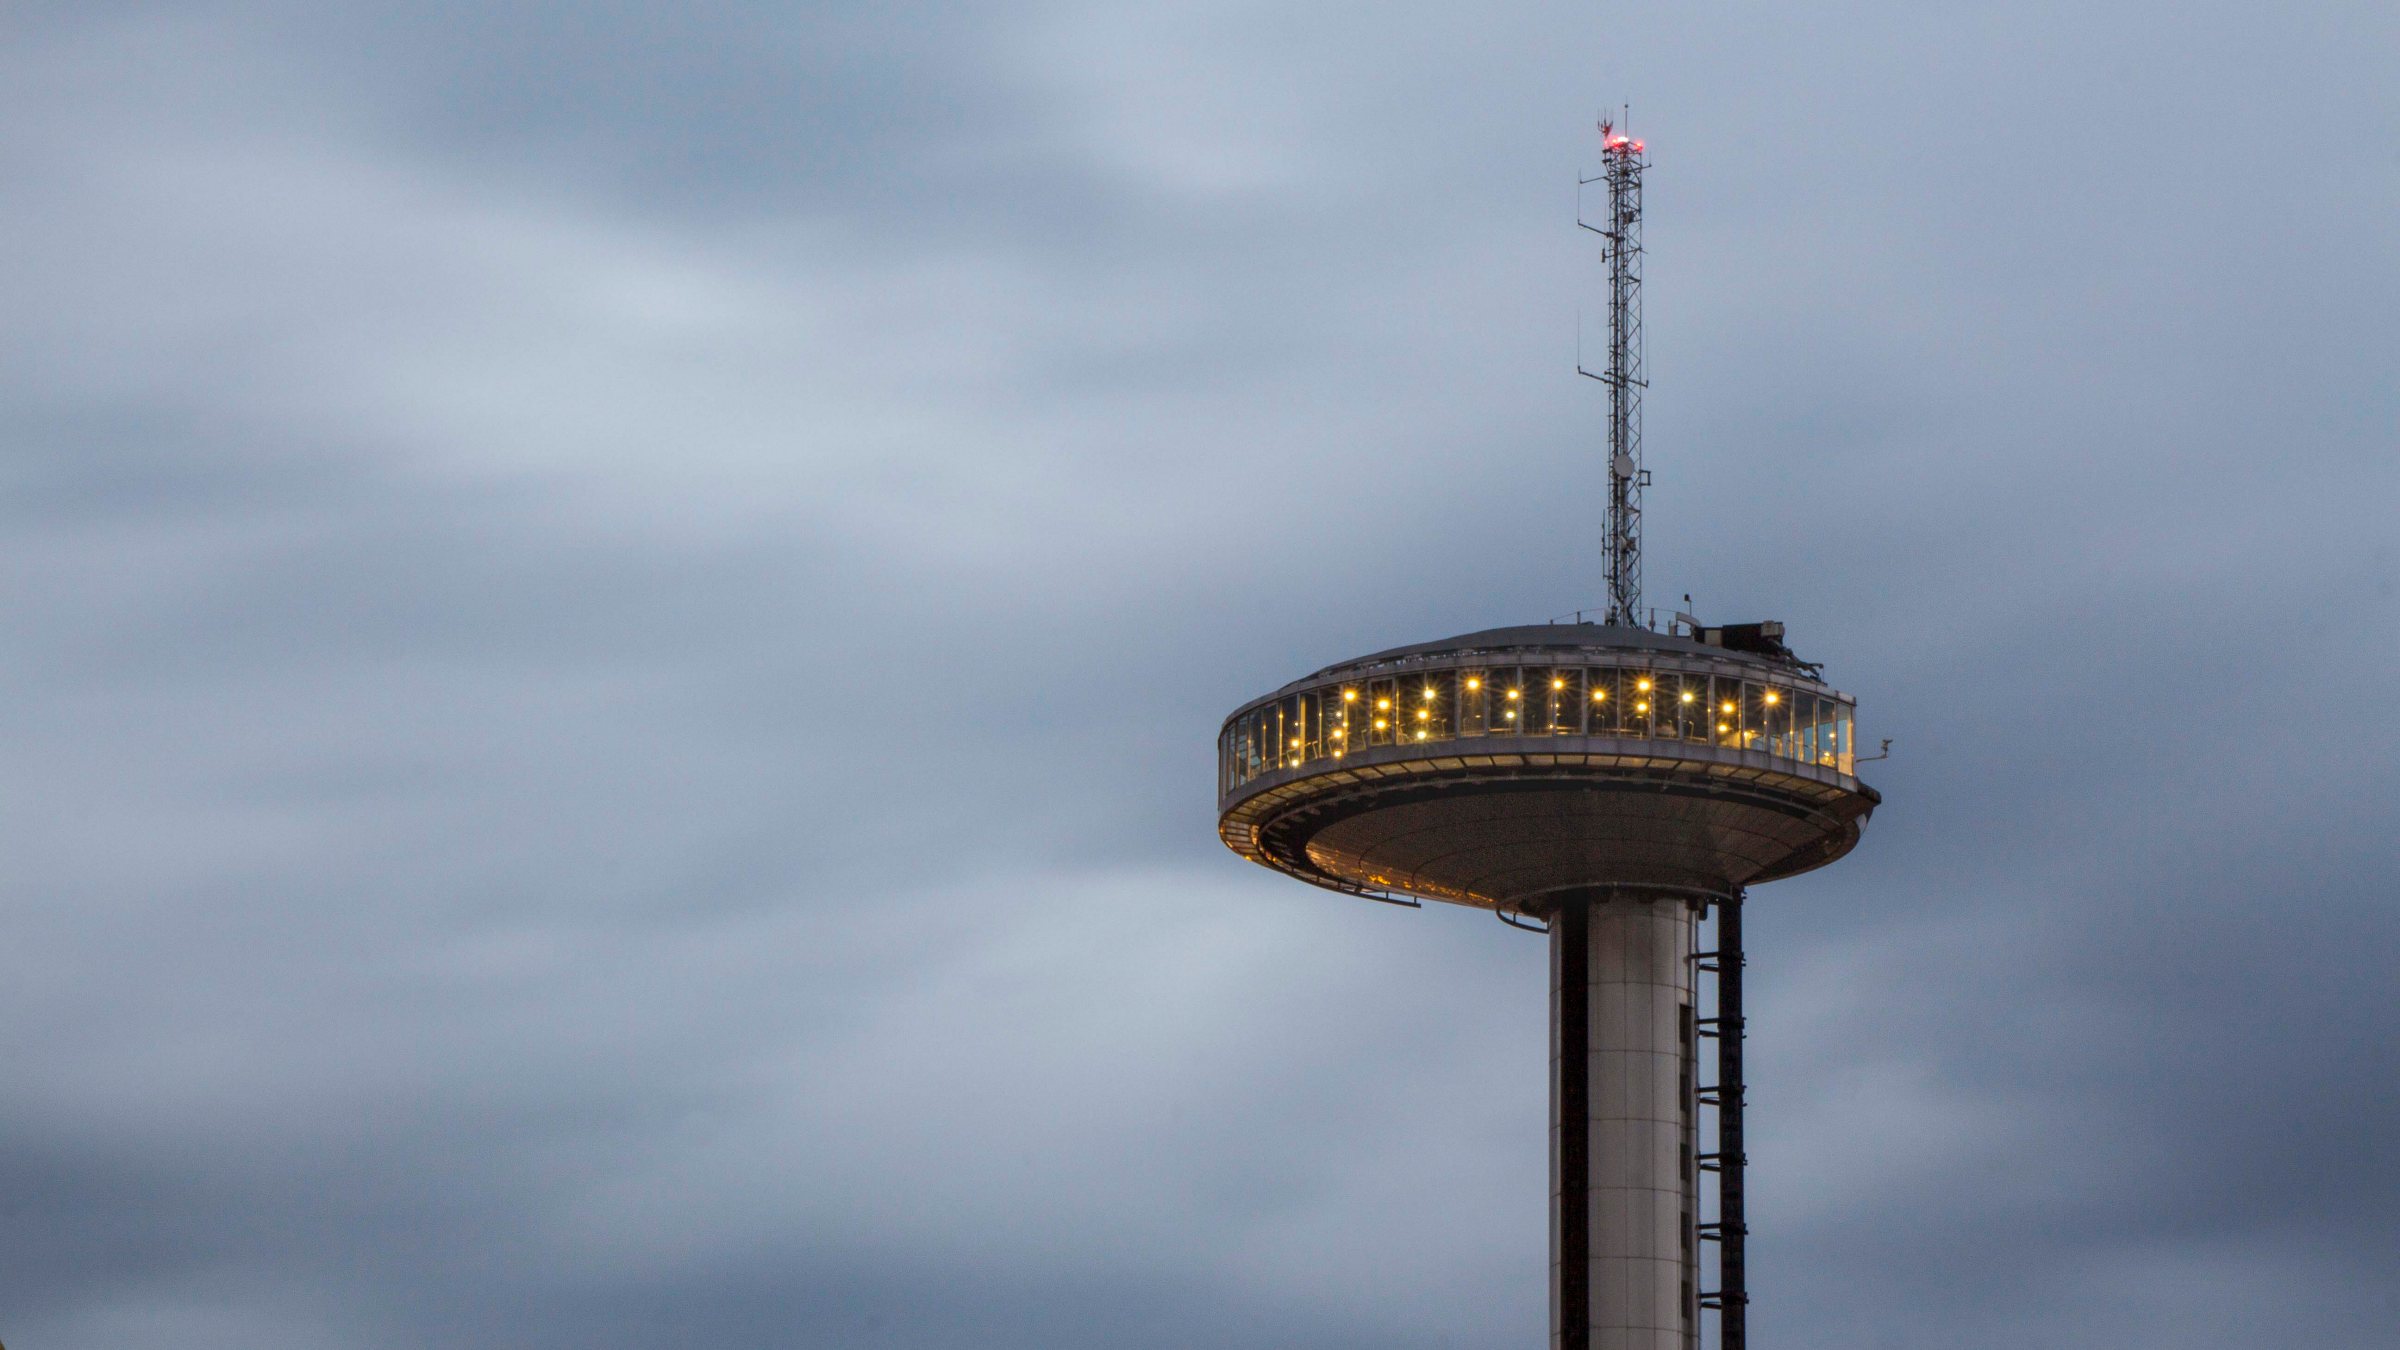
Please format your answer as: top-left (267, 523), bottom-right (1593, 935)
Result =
top-left (4, 2), bottom-right (2397, 1347)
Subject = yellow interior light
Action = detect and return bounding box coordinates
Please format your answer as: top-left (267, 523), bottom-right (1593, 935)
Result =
top-left (1376, 697), bottom-right (1391, 710)
top-left (1466, 677), bottom-right (1481, 690)
top-left (1552, 677), bottom-right (1565, 690)
top-left (1374, 718), bottom-right (1387, 730)
top-left (1681, 691), bottom-right (1695, 704)
top-left (1636, 701), bottom-right (1649, 713)
top-left (1504, 710), bottom-right (1517, 720)
top-left (1717, 723), bottom-right (1729, 733)
top-left (1506, 689), bottom-right (1520, 700)
top-left (1416, 709), bottom-right (1429, 720)
top-left (1636, 677), bottom-right (1652, 692)
top-left (1764, 690), bottom-right (1779, 705)
top-left (1290, 737), bottom-right (1302, 748)
top-left (1593, 689), bottom-right (1607, 701)
top-left (1415, 731), bottom-right (1427, 740)
top-left (1722, 701), bottom-right (1736, 714)
top-left (1423, 687), bottom-right (1436, 700)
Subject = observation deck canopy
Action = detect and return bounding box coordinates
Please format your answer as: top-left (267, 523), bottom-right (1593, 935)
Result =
top-left (1216, 622), bottom-right (1878, 914)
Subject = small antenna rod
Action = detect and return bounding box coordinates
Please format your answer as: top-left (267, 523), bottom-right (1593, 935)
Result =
top-left (1578, 115), bottom-right (1648, 626)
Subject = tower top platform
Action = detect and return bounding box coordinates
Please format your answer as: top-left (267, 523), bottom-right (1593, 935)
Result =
top-left (1282, 621), bottom-right (1814, 691)
top-left (1217, 620), bottom-right (1876, 913)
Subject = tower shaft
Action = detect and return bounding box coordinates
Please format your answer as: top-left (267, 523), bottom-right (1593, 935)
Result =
top-left (1551, 892), bottom-right (1697, 1350)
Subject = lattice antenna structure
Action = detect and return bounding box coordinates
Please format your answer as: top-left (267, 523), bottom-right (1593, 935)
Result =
top-left (1579, 118), bottom-right (1650, 627)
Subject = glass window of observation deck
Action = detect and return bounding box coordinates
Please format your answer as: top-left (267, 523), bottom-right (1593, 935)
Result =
top-left (1546, 668), bottom-right (1584, 735)
top-left (1418, 671), bottom-right (1457, 741)
top-left (1625, 670), bottom-right (1657, 737)
top-left (1364, 678), bottom-right (1394, 746)
top-left (1458, 670), bottom-right (1488, 737)
top-left (1711, 677), bottom-right (1744, 748)
top-left (1746, 682), bottom-right (1779, 757)
top-left (1756, 682), bottom-right (1795, 759)
top-left (1491, 669), bottom-right (1524, 731)
top-left (1671, 673), bottom-right (1706, 742)
top-left (1588, 667), bottom-right (1623, 735)
top-left (1521, 668), bottom-right (1552, 733)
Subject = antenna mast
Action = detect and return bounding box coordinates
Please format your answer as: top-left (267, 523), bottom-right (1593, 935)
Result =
top-left (1580, 118), bottom-right (1648, 626)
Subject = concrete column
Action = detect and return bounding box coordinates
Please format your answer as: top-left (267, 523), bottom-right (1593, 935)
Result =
top-left (1552, 892), bottom-right (1696, 1350)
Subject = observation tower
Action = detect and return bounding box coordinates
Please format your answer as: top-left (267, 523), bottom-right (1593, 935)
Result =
top-left (1214, 124), bottom-right (1881, 1350)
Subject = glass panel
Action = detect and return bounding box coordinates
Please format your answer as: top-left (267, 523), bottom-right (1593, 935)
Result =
top-left (1459, 669), bottom-right (1488, 737)
top-left (1795, 693), bottom-right (1820, 766)
top-left (1837, 704), bottom-right (1854, 774)
top-left (1493, 667), bottom-right (1525, 733)
top-left (1675, 672), bottom-right (1707, 742)
top-left (1299, 691), bottom-right (1323, 763)
top-left (1523, 667), bottom-right (1554, 734)
top-left (1549, 668), bottom-right (1584, 735)
top-left (1367, 678), bottom-right (1396, 747)
top-left (1713, 676), bottom-right (1743, 748)
top-left (1627, 669), bottom-right (1657, 738)
top-left (1763, 684), bottom-right (1790, 759)
top-left (1589, 666), bottom-right (1621, 735)
top-left (1331, 683), bottom-right (1361, 757)
top-left (1420, 670), bottom-right (1457, 742)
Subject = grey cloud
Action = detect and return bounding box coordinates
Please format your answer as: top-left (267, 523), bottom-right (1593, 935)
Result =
top-left (4, 1), bottom-right (2396, 1347)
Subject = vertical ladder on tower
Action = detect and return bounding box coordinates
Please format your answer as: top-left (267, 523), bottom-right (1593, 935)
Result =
top-left (1692, 890), bottom-right (1748, 1350)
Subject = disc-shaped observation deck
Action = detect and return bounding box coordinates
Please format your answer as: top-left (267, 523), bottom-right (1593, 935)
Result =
top-left (1216, 623), bottom-right (1878, 915)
